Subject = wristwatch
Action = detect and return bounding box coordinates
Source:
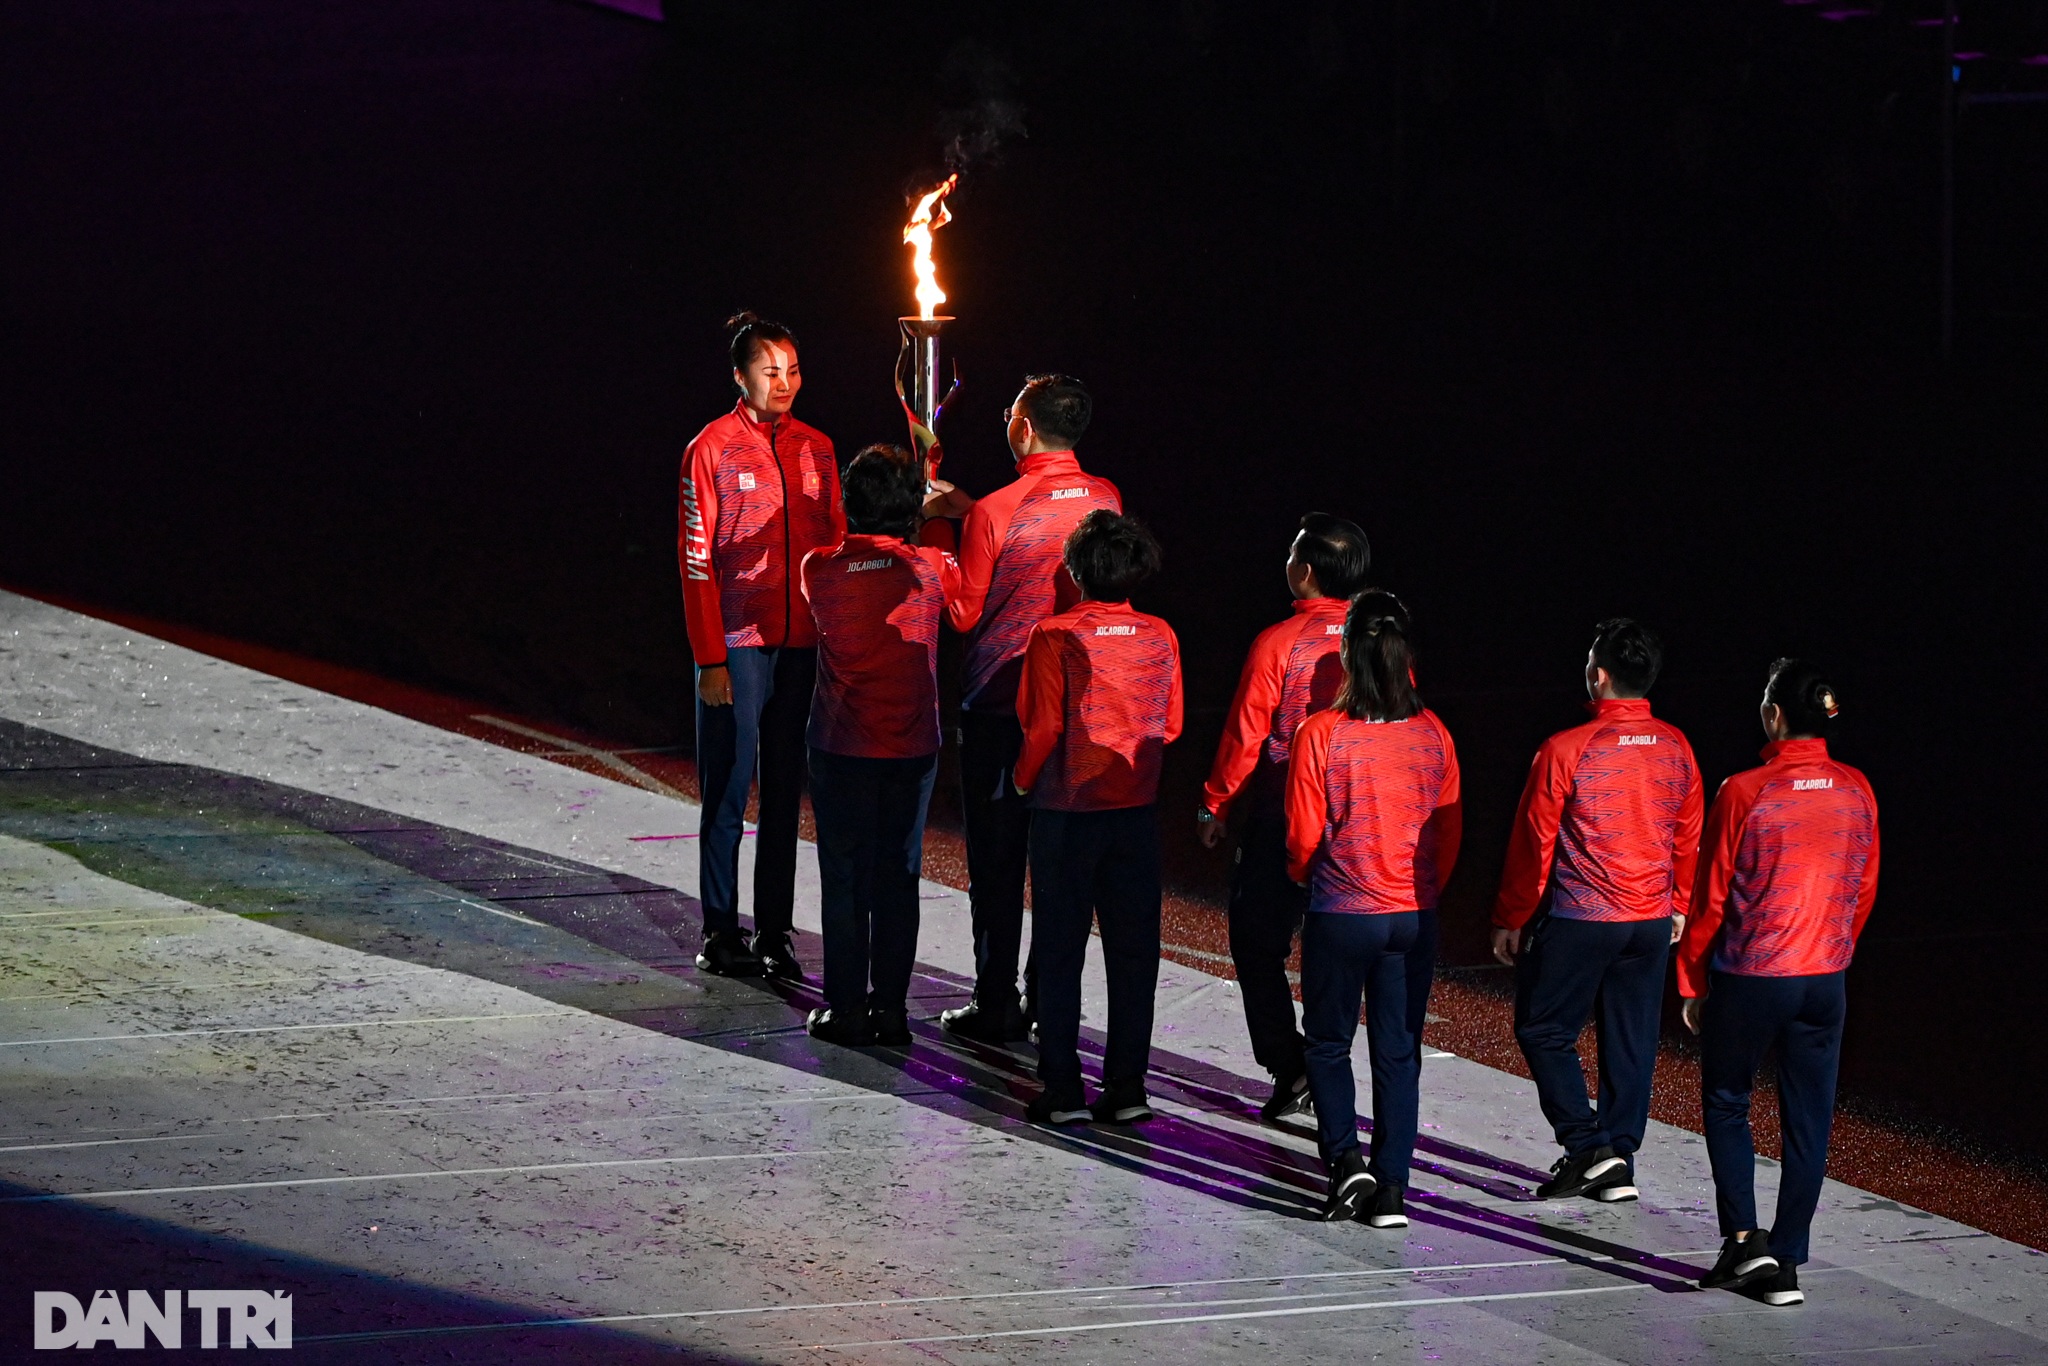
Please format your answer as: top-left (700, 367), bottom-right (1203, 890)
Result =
top-left (1195, 808), bottom-right (1216, 824)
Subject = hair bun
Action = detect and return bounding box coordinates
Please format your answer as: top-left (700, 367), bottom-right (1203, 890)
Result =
top-left (724, 309), bottom-right (761, 335)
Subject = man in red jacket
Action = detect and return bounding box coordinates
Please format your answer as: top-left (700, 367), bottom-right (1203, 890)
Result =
top-left (1015, 511), bottom-right (1182, 1125)
top-left (679, 314), bottom-right (844, 978)
top-left (1198, 513), bottom-right (1370, 1120)
top-left (929, 374), bottom-right (1122, 1044)
top-left (1492, 619), bottom-right (1703, 1203)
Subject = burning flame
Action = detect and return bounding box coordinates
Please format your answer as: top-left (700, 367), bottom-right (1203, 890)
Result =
top-left (904, 174), bottom-right (958, 320)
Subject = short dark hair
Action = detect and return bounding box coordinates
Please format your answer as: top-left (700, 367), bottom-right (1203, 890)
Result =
top-left (1017, 373), bottom-right (1091, 446)
top-left (726, 309), bottom-right (796, 372)
top-left (1063, 510), bottom-right (1161, 602)
top-left (1765, 657), bottom-right (1841, 737)
top-left (1334, 590), bottom-right (1423, 723)
top-left (1591, 618), bottom-right (1663, 697)
top-left (1295, 513), bottom-right (1372, 599)
top-left (841, 444), bottom-right (923, 537)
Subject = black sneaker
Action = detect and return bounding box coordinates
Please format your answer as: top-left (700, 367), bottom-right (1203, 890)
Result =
top-left (940, 997), bottom-right (1028, 1043)
top-left (1091, 1080), bottom-right (1154, 1125)
top-left (1536, 1144), bottom-right (1626, 1199)
top-left (1025, 1091), bottom-right (1091, 1126)
top-left (805, 1007), bottom-right (874, 1046)
top-left (1699, 1231), bottom-right (1780, 1291)
top-left (696, 929), bottom-right (765, 977)
top-left (1589, 1157), bottom-right (1639, 1203)
top-left (1320, 1149), bottom-right (1376, 1222)
top-left (1363, 1180), bottom-right (1409, 1229)
top-left (1260, 1072), bottom-right (1312, 1122)
top-left (868, 1006), bottom-right (913, 1047)
top-left (751, 931), bottom-right (803, 981)
top-left (1751, 1262), bottom-right (1804, 1307)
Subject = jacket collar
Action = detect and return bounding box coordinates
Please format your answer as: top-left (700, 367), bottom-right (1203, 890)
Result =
top-left (842, 532), bottom-right (908, 553)
top-left (731, 401), bottom-right (785, 438)
top-left (1294, 596), bottom-right (1349, 618)
top-left (1585, 697), bottom-right (1653, 720)
top-left (1016, 449), bottom-right (1082, 478)
top-left (1762, 737), bottom-right (1830, 764)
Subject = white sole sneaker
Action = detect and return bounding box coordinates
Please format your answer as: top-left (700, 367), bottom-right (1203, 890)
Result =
top-left (1759, 1286), bottom-right (1805, 1307)
top-left (1582, 1154), bottom-right (1625, 1183)
top-left (1590, 1182), bottom-right (1639, 1203)
top-left (1365, 1212), bottom-right (1409, 1228)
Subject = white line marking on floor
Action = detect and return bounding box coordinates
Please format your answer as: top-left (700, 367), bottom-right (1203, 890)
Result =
top-left (0, 1008), bottom-right (580, 1047)
top-left (0, 907), bottom-right (184, 919)
top-left (425, 890), bottom-right (547, 926)
top-left (469, 714), bottom-right (688, 800)
top-left (0, 965), bottom-right (443, 1003)
top-left (294, 1257), bottom-right (1594, 1343)
top-left (13, 914), bottom-right (212, 930)
top-left (805, 1283), bottom-right (1648, 1348)
top-left (0, 1132), bottom-right (228, 1155)
top-left (3, 1140), bottom-right (1002, 1203)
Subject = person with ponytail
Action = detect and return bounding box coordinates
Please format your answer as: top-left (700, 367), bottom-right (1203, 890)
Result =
top-left (679, 311), bottom-right (844, 979)
top-left (1284, 591), bottom-right (1460, 1229)
top-left (1679, 659), bottom-right (1880, 1307)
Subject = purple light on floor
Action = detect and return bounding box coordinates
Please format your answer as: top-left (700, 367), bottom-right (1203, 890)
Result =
top-left (1820, 8), bottom-right (1874, 18)
top-left (1912, 15), bottom-right (1957, 25)
top-left (1954, 51), bottom-right (1987, 59)
top-left (2026, 54), bottom-right (2048, 65)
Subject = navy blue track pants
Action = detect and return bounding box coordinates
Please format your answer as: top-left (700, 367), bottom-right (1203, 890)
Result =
top-left (1700, 969), bottom-right (1847, 1266)
top-left (1513, 914), bottom-right (1670, 1159)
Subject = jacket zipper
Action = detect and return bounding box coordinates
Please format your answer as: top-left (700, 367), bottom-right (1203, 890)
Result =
top-left (770, 419), bottom-right (791, 648)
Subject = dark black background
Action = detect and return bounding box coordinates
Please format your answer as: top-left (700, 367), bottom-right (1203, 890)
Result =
top-left (4, 0), bottom-right (2045, 1149)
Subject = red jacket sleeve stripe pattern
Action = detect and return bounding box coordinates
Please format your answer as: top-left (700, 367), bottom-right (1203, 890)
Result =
top-left (1493, 699), bottom-right (1704, 930)
top-left (1286, 708), bottom-right (1462, 914)
top-left (1015, 602), bottom-right (1183, 811)
top-left (1676, 737), bottom-right (1880, 997)
top-left (677, 405), bottom-right (842, 665)
top-left (950, 451), bottom-right (1121, 714)
top-left (801, 536), bottom-right (958, 760)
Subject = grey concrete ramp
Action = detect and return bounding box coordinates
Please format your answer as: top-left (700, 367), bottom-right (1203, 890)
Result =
top-left (0, 587), bottom-right (2043, 1362)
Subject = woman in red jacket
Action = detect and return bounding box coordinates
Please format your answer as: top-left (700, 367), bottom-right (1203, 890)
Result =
top-left (678, 312), bottom-right (843, 979)
top-left (1680, 659), bottom-right (1880, 1308)
top-left (1285, 591), bottom-right (1460, 1229)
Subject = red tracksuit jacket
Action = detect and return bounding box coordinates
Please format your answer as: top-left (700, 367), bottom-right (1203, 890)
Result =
top-left (1286, 708), bottom-right (1462, 914)
top-left (678, 403), bottom-right (844, 666)
top-left (800, 534), bottom-right (960, 760)
top-left (1675, 737), bottom-right (1881, 998)
top-left (947, 450), bottom-right (1122, 714)
top-left (1201, 596), bottom-right (1349, 819)
top-left (1014, 600), bottom-right (1183, 812)
top-left (1493, 697), bottom-right (1705, 931)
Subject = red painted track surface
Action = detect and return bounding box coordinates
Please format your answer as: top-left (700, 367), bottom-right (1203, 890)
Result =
top-left (15, 583), bottom-right (2048, 1253)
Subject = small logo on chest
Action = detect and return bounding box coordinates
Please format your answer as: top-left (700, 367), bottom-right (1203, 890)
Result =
top-left (737, 471), bottom-right (757, 491)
